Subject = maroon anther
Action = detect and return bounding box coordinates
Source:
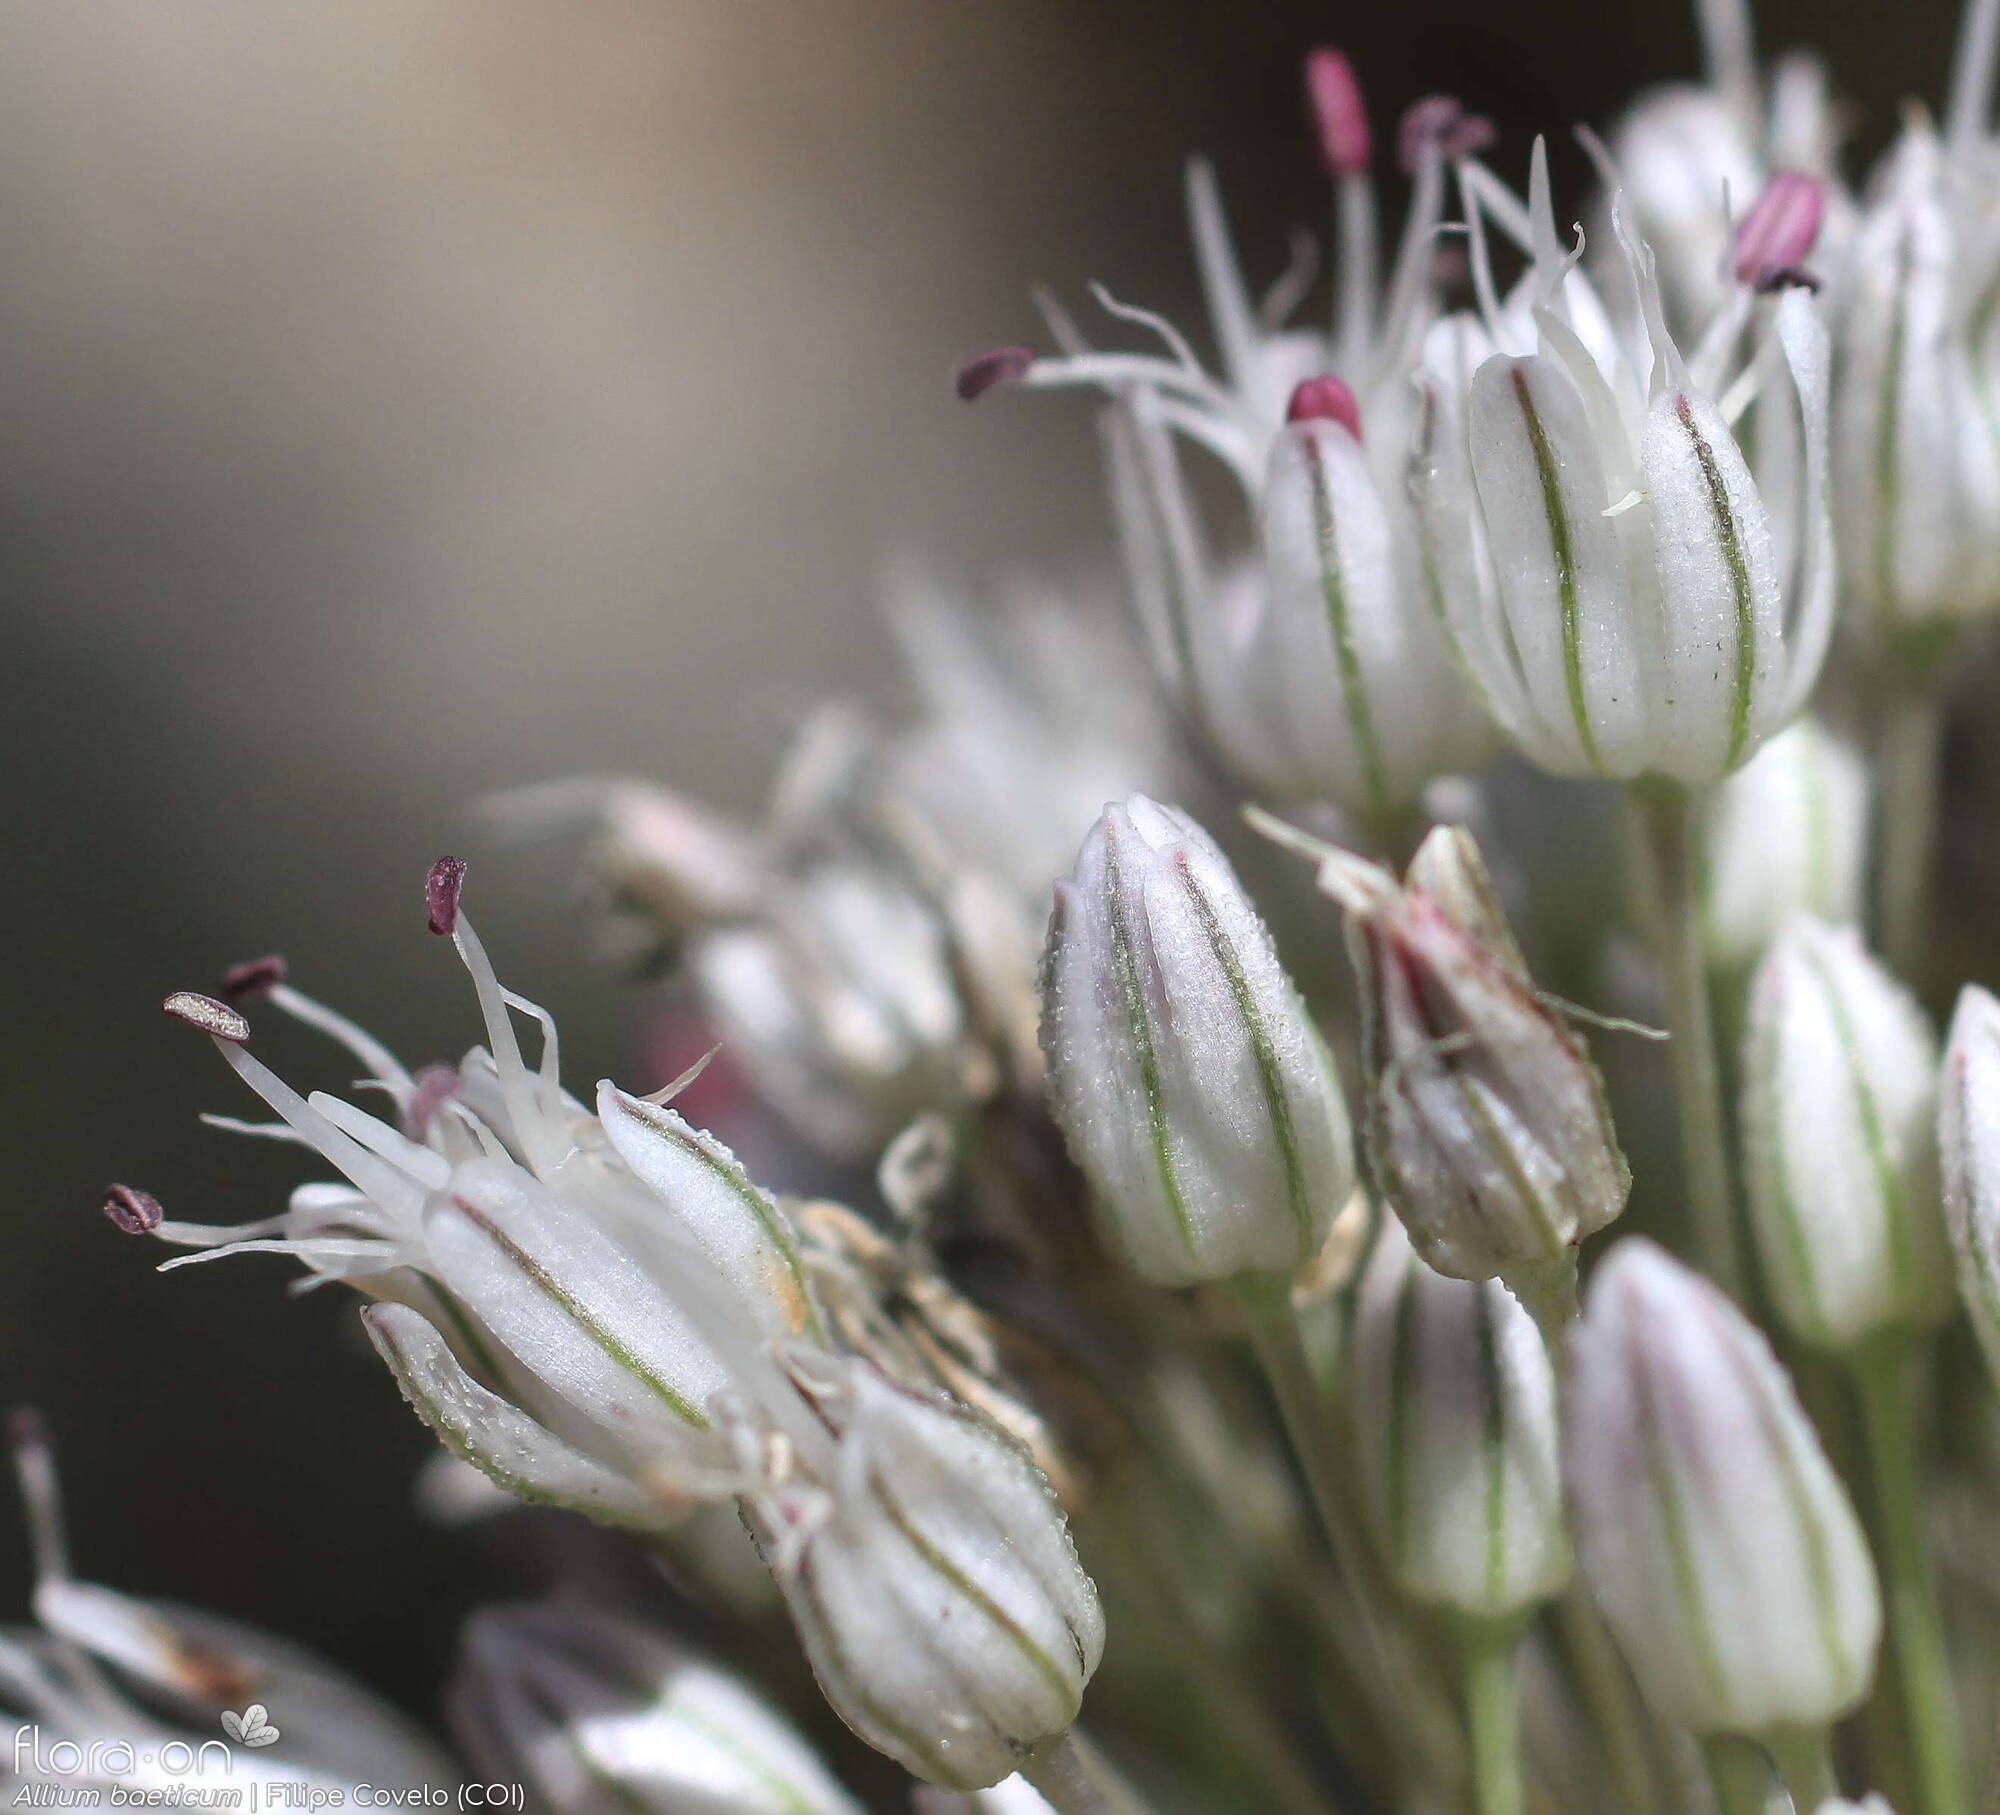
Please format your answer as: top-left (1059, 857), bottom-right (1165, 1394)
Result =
top-left (220, 954), bottom-right (288, 1006)
top-left (1398, 96), bottom-right (1495, 174)
top-left (953, 345), bottom-right (1035, 402)
top-left (102, 1184), bottom-right (164, 1235)
top-left (1286, 374), bottom-right (1364, 440)
top-left (426, 856), bottom-right (468, 936)
top-left (1305, 49), bottom-right (1371, 178)
top-left (1733, 171), bottom-right (1825, 291)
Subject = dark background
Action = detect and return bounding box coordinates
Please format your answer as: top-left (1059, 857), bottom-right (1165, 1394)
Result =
top-left (0, 0), bottom-right (1965, 1736)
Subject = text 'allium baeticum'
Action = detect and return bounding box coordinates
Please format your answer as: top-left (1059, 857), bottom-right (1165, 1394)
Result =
top-left (1039, 795), bottom-right (1353, 1286)
top-left (148, 865), bottom-right (1101, 1792)
top-left (1417, 144), bottom-right (1835, 786)
top-left (1564, 1239), bottom-right (1881, 1736)
top-left (960, 55), bottom-right (1495, 824)
top-left (1256, 815), bottom-right (1627, 1295)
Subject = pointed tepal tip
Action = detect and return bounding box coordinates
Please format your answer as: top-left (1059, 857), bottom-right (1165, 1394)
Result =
top-left (219, 954), bottom-right (287, 1006)
top-left (8, 1407), bottom-right (48, 1459)
top-left (1733, 170), bottom-right (1825, 291)
top-left (1397, 96), bottom-right (1495, 175)
top-left (426, 855), bottom-right (468, 935)
top-left (1287, 374), bottom-right (1364, 440)
top-left (953, 345), bottom-right (1035, 402)
top-left (1305, 48), bottom-right (1372, 178)
top-left (161, 991), bottom-right (251, 1043)
top-left (102, 1184), bottom-right (164, 1235)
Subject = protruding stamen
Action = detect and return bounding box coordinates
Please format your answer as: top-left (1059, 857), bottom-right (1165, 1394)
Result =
top-left (219, 955), bottom-right (287, 1006)
top-left (1286, 375), bottom-right (1364, 440)
top-left (1398, 96), bottom-right (1495, 174)
top-left (426, 856), bottom-right (468, 935)
top-left (953, 345), bottom-right (1035, 402)
top-left (162, 992), bottom-right (251, 1043)
top-left (10, 1409), bottom-right (68, 1584)
top-left (1733, 171), bottom-right (1825, 291)
top-left (1305, 48), bottom-right (1371, 177)
top-left (102, 1185), bottom-right (163, 1235)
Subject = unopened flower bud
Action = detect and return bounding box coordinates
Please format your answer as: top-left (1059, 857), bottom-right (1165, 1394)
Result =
top-left (1702, 718), bottom-right (1868, 972)
top-left (449, 1602), bottom-right (863, 1815)
top-left (1039, 795), bottom-right (1354, 1285)
top-left (1274, 818), bottom-right (1627, 1289)
top-left (749, 1362), bottom-right (1103, 1791)
top-left (1742, 918), bottom-right (1949, 1351)
top-left (1351, 1217), bottom-right (1569, 1619)
top-left (1564, 1239), bottom-right (1881, 1735)
top-left (1835, 123), bottom-right (2000, 641)
top-left (1939, 986), bottom-right (2000, 1388)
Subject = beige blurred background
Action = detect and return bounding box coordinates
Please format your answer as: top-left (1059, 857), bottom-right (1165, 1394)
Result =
top-left (0, 0), bottom-right (1959, 1719)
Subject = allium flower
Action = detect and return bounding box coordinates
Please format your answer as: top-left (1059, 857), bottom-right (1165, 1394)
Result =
top-left (1417, 144), bottom-right (1836, 786)
top-left (1349, 1217), bottom-right (1570, 1621)
top-left (1702, 716), bottom-right (1869, 970)
top-left (743, 1356), bottom-right (1103, 1791)
top-left (449, 1601), bottom-right (863, 1815)
top-left (1939, 984), bottom-right (2000, 1388)
top-left (962, 55), bottom-right (1495, 823)
top-left (1039, 795), bottom-right (1353, 1286)
top-left (149, 864), bottom-right (1103, 1791)
top-left (1260, 816), bottom-right (1627, 1296)
top-left (1564, 1239), bottom-right (1881, 1735)
top-left (1742, 917), bottom-right (1951, 1351)
top-left (1833, 119), bottom-right (2000, 645)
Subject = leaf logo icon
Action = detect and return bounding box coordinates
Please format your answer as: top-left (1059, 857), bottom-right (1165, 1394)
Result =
top-left (221, 1706), bottom-right (280, 1748)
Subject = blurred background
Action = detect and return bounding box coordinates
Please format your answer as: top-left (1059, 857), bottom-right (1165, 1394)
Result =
top-left (0, 0), bottom-right (1970, 1731)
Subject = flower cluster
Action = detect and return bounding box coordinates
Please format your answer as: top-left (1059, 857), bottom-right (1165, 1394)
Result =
top-left (75, 0), bottom-right (2000, 1810)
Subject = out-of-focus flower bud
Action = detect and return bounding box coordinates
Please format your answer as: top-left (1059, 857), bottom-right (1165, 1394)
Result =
top-left (913, 1780), bottom-right (1056, 1815)
top-left (1742, 918), bottom-right (1949, 1350)
top-left (1939, 985), bottom-right (2000, 1388)
top-left (1350, 1217), bottom-right (1570, 1620)
top-left (1702, 718), bottom-right (1868, 971)
top-left (1263, 816), bottom-right (1627, 1294)
top-left (747, 1361), bottom-right (1103, 1792)
top-left (449, 1602), bottom-right (863, 1815)
top-left (1564, 1239), bottom-right (1881, 1735)
top-left (691, 861), bottom-right (986, 1159)
top-left (1039, 795), bottom-right (1354, 1286)
top-left (1835, 123), bottom-right (2000, 649)
top-left (1423, 145), bottom-right (1834, 787)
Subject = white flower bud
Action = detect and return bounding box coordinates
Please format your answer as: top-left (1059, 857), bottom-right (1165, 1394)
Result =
top-left (1421, 145), bottom-right (1835, 786)
top-left (1702, 718), bottom-right (1869, 971)
top-left (1742, 918), bottom-right (1949, 1350)
top-left (449, 1602), bottom-right (863, 1815)
top-left (749, 1362), bottom-right (1103, 1791)
top-left (1564, 1239), bottom-right (1881, 1735)
top-left (691, 861), bottom-right (977, 1159)
top-left (1350, 1217), bottom-right (1570, 1619)
top-left (1299, 822), bottom-right (1627, 1286)
top-left (1939, 985), bottom-right (2000, 1387)
top-left (1834, 122), bottom-right (2000, 642)
top-left (1039, 795), bottom-right (1354, 1285)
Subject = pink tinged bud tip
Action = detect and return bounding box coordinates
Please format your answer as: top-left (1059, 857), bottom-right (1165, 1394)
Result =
top-left (161, 991), bottom-right (251, 1043)
top-left (1734, 171), bottom-right (1825, 291)
top-left (426, 855), bottom-right (467, 935)
top-left (1398, 96), bottom-right (1495, 175)
top-left (1305, 49), bottom-right (1371, 177)
top-left (102, 1184), bottom-right (164, 1235)
top-left (1287, 374), bottom-right (1364, 439)
top-left (953, 345), bottom-right (1034, 401)
top-left (219, 954), bottom-right (287, 1006)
